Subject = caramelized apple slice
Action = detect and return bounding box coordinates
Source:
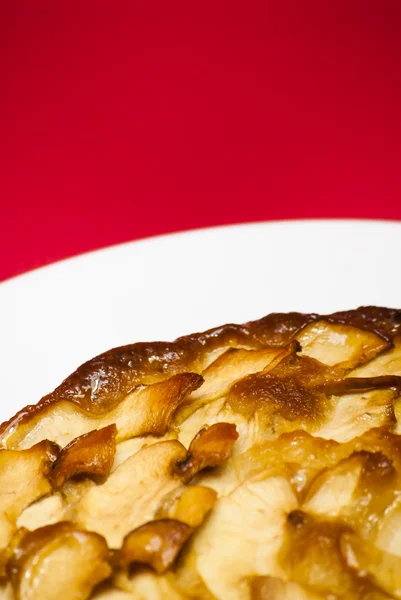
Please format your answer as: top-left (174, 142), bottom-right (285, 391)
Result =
top-left (177, 413), bottom-right (245, 495)
top-left (1, 373), bottom-right (202, 450)
top-left (174, 423), bottom-right (238, 482)
top-left (0, 441), bottom-right (59, 549)
top-left (177, 396), bottom-right (251, 455)
top-left (50, 424), bottom-right (117, 488)
top-left (114, 520), bottom-right (192, 574)
top-left (303, 450), bottom-right (400, 540)
top-left (350, 337), bottom-right (401, 377)
top-left (112, 431), bottom-right (176, 471)
top-left (227, 354), bottom-right (339, 425)
top-left (156, 485), bottom-right (217, 527)
top-left (280, 511), bottom-right (352, 595)
top-left (315, 388), bottom-right (397, 443)
top-left (302, 454), bottom-right (363, 517)
top-left (297, 320), bottom-right (389, 369)
top-left (233, 430), bottom-right (341, 495)
top-left (280, 512), bottom-right (395, 599)
top-left (7, 522), bottom-right (111, 600)
top-left (339, 451), bottom-right (399, 541)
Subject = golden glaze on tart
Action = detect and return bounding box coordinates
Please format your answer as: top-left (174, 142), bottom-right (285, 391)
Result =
top-left (1, 306), bottom-right (401, 599)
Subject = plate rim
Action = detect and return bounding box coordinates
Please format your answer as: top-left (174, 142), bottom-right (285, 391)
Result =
top-left (2, 217), bottom-right (401, 287)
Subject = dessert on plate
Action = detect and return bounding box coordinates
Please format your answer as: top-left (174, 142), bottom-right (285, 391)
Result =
top-left (1, 306), bottom-right (401, 600)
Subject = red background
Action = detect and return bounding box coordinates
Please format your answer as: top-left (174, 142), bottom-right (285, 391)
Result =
top-left (1, 1), bottom-right (401, 282)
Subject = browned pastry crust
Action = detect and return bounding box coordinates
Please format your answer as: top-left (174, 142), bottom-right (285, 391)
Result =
top-left (32, 306), bottom-right (401, 411)
top-left (1, 305), bottom-right (401, 600)
top-left (1, 306), bottom-right (400, 431)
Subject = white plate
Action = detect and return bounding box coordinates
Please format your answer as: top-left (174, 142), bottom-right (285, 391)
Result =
top-left (1, 219), bottom-right (401, 423)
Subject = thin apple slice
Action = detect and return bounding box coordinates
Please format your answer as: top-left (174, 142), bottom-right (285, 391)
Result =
top-left (350, 337), bottom-right (401, 378)
top-left (156, 485), bottom-right (217, 527)
top-left (0, 441), bottom-right (58, 549)
top-left (297, 320), bottom-right (389, 369)
top-left (7, 522), bottom-right (111, 600)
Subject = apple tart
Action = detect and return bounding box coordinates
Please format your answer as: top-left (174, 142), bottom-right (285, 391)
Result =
top-left (1, 306), bottom-right (401, 599)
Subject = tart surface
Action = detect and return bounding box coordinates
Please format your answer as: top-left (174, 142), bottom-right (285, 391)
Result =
top-left (1, 306), bottom-right (401, 599)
